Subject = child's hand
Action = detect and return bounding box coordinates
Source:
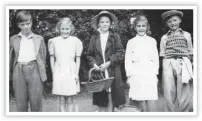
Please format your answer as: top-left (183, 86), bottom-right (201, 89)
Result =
top-left (51, 68), bottom-right (55, 78)
top-left (99, 61), bottom-right (111, 71)
top-left (156, 75), bottom-right (159, 83)
top-left (75, 75), bottom-right (79, 84)
top-left (93, 64), bottom-right (100, 71)
top-left (126, 76), bottom-right (130, 88)
top-left (188, 55), bottom-right (193, 64)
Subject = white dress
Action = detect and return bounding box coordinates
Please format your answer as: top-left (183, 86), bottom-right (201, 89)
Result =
top-left (48, 36), bottom-right (83, 96)
top-left (125, 34), bottom-right (159, 100)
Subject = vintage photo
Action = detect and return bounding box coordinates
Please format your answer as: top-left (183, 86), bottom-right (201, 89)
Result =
top-left (6, 6), bottom-right (197, 115)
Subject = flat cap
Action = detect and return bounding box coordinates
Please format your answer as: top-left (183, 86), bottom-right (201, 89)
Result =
top-left (161, 10), bottom-right (183, 21)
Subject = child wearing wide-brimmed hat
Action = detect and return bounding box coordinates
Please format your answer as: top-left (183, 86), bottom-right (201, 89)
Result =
top-left (160, 10), bottom-right (193, 112)
top-left (87, 11), bottom-right (126, 112)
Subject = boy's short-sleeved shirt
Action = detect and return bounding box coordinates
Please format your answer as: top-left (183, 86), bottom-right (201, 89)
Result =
top-left (160, 29), bottom-right (193, 57)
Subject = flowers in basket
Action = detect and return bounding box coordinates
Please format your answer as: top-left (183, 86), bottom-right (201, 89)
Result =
top-left (81, 68), bottom-right (114, 92)
top-left (90, 70), bottom-right (104, 81)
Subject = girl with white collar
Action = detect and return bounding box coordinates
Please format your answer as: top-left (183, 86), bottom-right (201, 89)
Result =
top-left (125, 13), bottom-right (159, 112)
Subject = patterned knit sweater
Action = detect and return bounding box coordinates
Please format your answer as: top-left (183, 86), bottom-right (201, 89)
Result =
top-left (165, 34), bottom-right (189, 58)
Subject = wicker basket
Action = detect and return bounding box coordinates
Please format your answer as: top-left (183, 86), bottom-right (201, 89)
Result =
top-left (81, 68), bottom-right (114, 93)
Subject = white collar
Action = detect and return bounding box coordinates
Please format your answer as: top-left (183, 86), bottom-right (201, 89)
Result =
top-left (135, 34), bottom-right (147, 38)
top-left (167, 28), bottom-right (184, 35)
top-left (59, 35), bottom-right (72, 40)
top-left (18, 32), bottom-right (34, 39)
top-left (97, 28), bottom-right (109, 36)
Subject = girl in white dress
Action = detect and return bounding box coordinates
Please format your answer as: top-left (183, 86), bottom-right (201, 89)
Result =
top-left (125, 13), bottom-right (159, 112)
top-left (48, 17), bottom-right (83, 112)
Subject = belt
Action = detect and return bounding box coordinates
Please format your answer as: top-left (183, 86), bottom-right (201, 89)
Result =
top-left (166, 56), bottom-right (186, 59)
top-left (17, 60), bottom-right (36, 65)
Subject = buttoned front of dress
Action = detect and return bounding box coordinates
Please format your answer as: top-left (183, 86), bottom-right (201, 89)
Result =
top-left (125, 35), bottom-right (159, 76)
top-left (125, 34), bottom-right (159, 100)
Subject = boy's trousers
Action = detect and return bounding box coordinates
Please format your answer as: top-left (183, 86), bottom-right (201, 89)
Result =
top-left (12, 61), bottom-right (43, 112)
top-left (163, 58), bottom-right (192, 112)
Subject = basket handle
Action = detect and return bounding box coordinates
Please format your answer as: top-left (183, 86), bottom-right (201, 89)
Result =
top-left (88, 68), bottom-right (104, 83)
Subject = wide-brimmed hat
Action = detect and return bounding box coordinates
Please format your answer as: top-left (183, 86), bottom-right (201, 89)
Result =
top-left (91, 11), bottom-right (118, 30)
top-left (161, 10), bottom-right (183, 21)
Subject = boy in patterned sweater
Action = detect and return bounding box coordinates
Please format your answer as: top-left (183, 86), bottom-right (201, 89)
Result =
top-left (160, 10), bottom-right (193, 112)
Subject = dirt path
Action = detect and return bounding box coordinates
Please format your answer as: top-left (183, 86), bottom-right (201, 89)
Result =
top-left (9, 88), bottom-right (165, 112)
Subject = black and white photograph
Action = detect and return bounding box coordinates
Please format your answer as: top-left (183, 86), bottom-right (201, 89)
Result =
top-left (6, 6), bottom-right (197, 115)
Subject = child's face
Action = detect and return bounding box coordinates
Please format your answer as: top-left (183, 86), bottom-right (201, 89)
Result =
top-left (166, 15), bottom-right (181, 31)
top-left (18, 20), bottom-right (32, 35)
top-left (60, 23), bottom-right (71, 39)
top-left (98, 16), bottom-right (111, 32)
top-left (135, 20), bottom-right (147, 36)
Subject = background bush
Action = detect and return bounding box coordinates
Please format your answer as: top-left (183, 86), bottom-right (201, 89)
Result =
top-left (9, 9), bottom-right (193, 98)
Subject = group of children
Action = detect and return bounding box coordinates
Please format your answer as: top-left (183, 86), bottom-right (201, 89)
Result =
top-left (9, 10), bottom-right (193, 112)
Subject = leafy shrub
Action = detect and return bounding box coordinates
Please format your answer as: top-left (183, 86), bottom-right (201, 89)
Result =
top-left (9, 9), bottom-right (193, 97)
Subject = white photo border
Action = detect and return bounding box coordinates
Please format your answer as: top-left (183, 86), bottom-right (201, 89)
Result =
top-left (6, 5), bottom-right (197, 116)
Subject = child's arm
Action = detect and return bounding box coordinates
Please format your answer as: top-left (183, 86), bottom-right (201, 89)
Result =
top-left (75, 56), bottom-right (81, 82)
top-left (99, 33), bottom-right (124, 71)
top-left (39, 36), bottom-right (47, 65)
top-left (48, 39), bottom-right (55, 74)
top-left (159, 35), bottom-right (167, 66)
top-left (75, 38), bottom-right (83, 81)
top-left (9, 36), bottom-right (15, 79)
top-left (125, 40), bottom-right (133, 77)
top-left (152, 39), bottom-right (159, 75)
top-left (185, 32), bottom-right (193, 62)
top-left (50, 56), bottom-right (55, 74)
top-left (107, 33), bottom-right (125, 67)
top-left (86, 36), bottom-right (100, 70)
top-left (160, 35), bottom-right (166, 58)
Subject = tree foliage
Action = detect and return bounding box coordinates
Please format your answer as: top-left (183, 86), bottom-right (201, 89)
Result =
top-left (9, 9), bottom-right (193, 96)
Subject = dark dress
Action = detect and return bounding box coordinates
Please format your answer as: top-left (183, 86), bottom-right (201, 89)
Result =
top-left (86, 30), bottom-right (126, 107)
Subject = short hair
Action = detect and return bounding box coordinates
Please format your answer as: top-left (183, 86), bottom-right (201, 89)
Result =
top-left (16, 10), bottom-right (32, 24)
top-left (96, 13), bottom-right (113, 25)
top-left (132, 13), bottom-right (151, 35)
top-left (55, 17), bottom-right (75, 36)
